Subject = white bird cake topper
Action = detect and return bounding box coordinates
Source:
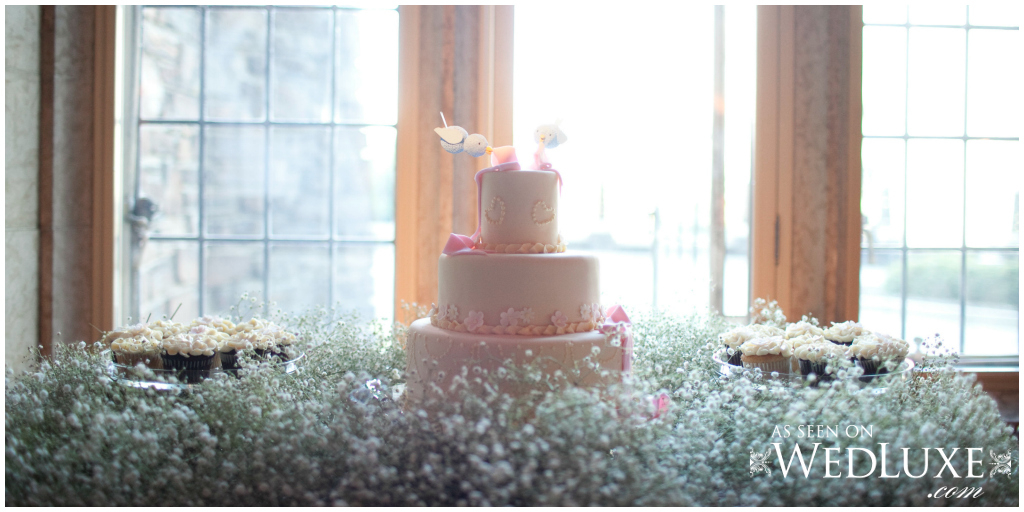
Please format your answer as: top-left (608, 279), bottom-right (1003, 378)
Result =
top-left (533, 123), bottom-right (567, 149)
top-left (533, 121), bottom-right (567, 168)
top-left (435, 112), bottom-right (491, 157)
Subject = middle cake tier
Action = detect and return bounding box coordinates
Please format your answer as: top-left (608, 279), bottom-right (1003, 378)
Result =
top-left (432, 253), bottom-right (602, 335)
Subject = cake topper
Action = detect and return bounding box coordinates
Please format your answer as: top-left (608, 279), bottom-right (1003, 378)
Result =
top-left (533, 122), bottom-right (567, 169)
top-left (435, 112), bottom-right (492, 157)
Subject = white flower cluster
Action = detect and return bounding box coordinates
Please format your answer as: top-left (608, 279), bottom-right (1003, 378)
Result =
top-left (3, 306), bottom-right (1018, 506)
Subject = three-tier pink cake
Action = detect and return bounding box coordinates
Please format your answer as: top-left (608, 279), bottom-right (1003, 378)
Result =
top-left (405, 146), bottom-right (631, 405)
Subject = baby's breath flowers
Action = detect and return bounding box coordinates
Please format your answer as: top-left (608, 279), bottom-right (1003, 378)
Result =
top-left (4, 307), bottom-right (1019, 506)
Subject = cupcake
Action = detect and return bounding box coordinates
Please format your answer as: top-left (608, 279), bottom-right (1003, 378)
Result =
top-left (849, 333), bottom-right (910, 376)
top-left (785, 321), bottom-right (824, 340)
top-left (823, 321), bottom-right (868, 347)
top-left (191, 315), bottom-right (236, 334)
top-left (149, 320), bottom-right (188, 341)
top-left (750, 324), bottom-right (785, 338)
top-left (161, 327), bottom-right (219, 383)
top-left (105, 323), bottom-right (163, 369)
top-left (220, 329), bottom-right (265, 371)
top-left (719, 326), bottom-right (758, 366)
top-left (738, 336), bottom-right (793, 375)
top-left (793, 341), bottom-right (848, 383)
top-left (230, 318), bottom-right (273, 336)
top-left (788, 333), bottom-right (827, 351)
top-left (254, 326), bottom-right (298, 361)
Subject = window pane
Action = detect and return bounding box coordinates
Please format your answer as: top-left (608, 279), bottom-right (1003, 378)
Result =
top-left (140, 7), bottom-right (200, 120)
top-left (270, 126), bottom-right (331, 237)
top-left (862, 26), bottom-right (907, 136)
top-left (905, 250), bottom-right (961, 350)
top-left (334, 126), bottom-right (396, 241)
top-left (863, 5), bottom-right (907, 25)
top-left (139, 124), bottom-right (199, 236)
top-left (204, 242), bottom-right (265, 315)
top-left (271, 8), bottom-right (333, 122)
top-left (905, 139), bottom-right (963, 248)
top-left (861, 138), bottom-right (906, 248)
top-left (965, 140), bottom-right (1019, 248)
top-left (139, 241), bottom-right (200, 322)
top-left (964, 251), bottom-right (1019, 355)
top-left (269, 243), bottom-right (330, 314)
top-left (334, 9), bottom-right (398, 124)
top-left (966, 29), bottom-right (1020, 137)
top-left (204, 125), bottom-right (266, 236)
top-left (205, 8), bottom-right (267, 121)
top-left (333, 243), bottom-right (394, 324)
top-left (908, 5), bottom-right (966, 26)
top-left (907, 27), bottom-right (965, 136)
top-left (858, 248), bottom-right (904, 341)
top-left (968, 5), bottom-right (1021, 27)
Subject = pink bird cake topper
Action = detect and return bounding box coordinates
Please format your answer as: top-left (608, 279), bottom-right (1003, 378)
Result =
top-left (435, 117), bottom-right (567, 256)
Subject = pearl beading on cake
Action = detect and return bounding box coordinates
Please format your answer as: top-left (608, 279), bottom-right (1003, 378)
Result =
top-left (430, 313), bottom-right (603, 336)
top-left (475, 234), bottom-right (567, 254)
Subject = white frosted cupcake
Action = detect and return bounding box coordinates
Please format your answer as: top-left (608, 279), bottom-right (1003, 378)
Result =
top-left (788, 333), bottom-right (827, 351)
top-left (191, 315), bottom-right (236, 335)
top-left (793, 341), bottom-right (849, 382)
top-left (750, 324), bottom-right (785, 338)
top-left (149, 320), bottom-right (188, 341)
top-left (256, 326), bottom-right (298, 360)
top-left (785, 321), bottom-right (825, 340)
top-left (738, 336), bottom-right (793, 375)
top-left (823, 321), bottom-right (868, 347)
top-left (230, 318), bottom-right (273, 335)
top-left (105, 323), bottom-right (163, 369)
top-left (161, 328), bottom-right (220, 383)
top-left (850, 333), bottom-right (909, 375)
top-left (719, 326), bottom-right (758, 366)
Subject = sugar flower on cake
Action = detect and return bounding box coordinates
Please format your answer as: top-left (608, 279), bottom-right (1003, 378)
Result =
top-left (445, 304), bottom-right (459, 323)
top-left (591, 303), bottom-right (603, 322)
top-left (551, 310), bottom-right (569, 328)
top-left (465, 311), bottom-right (485, 332)
top-left (500, 308), bottom-right (522, 327)
top-left (519, 307), bottom-right (535, 324)
top-left (580, 304), bottom-right (594, 323)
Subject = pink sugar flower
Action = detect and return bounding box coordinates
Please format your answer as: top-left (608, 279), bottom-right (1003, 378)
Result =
top-left (500, 308), bottom-right (521, 327)
top-left (551, 311), bottom-right (568, 328)
top-left (465, 311), bottom-right (484, 332)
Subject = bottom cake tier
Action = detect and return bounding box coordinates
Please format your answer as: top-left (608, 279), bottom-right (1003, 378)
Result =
top-left (404, 318), bottom-right (630, 407)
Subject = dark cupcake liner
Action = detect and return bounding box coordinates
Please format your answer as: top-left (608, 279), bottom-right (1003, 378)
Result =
top-left (220, 350), bottom-right (241, 372)
top-left (161, 353), bottom-right (215, 384)
top-left (856, 357), bottom-right (890, 382)
top-left (798, 359), bottom-right (834, 385)
top-left (724, 346), bottom-right (742, 366)
top-left (254, 346), bottom-right (291, 361)
top-left (826, 338), bottom-right (853, 347)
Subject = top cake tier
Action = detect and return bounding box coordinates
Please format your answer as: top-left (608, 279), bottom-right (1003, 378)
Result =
top-left (478, 170), bottom-right (563, 251)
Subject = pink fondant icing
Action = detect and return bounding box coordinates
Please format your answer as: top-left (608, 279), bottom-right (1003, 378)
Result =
top-left (438, 253), bottom-right (600, 330)
top-left (405, 318), bottom-right (628, 406)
